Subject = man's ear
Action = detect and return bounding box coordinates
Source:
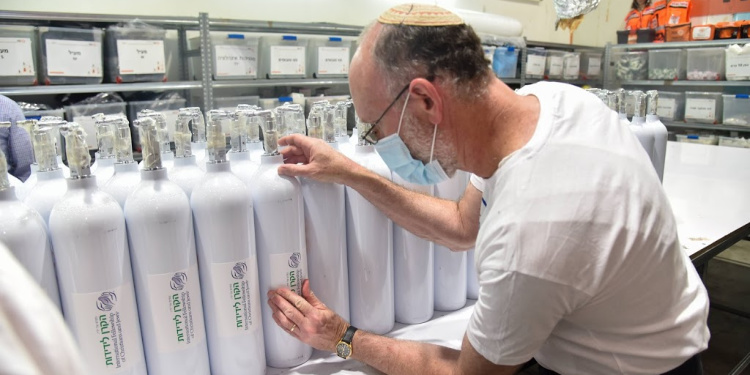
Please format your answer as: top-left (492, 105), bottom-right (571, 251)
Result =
top-left (409, 78), bottom-right (443, 125)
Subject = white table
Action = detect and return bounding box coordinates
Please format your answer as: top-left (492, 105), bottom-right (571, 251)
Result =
top-left (269, 141), bottom-right (750, 374)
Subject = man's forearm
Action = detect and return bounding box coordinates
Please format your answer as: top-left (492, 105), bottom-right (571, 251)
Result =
top-left (351, 331), bottom-right (460, 375)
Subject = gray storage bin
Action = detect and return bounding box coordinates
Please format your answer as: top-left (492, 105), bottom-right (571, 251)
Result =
top-left (189, 32), bottom-right (260, 80)
top-left (261, 35), bottom-right (308, 79)
top-left (64, 102), bottom-right (127, 149)
top-left (105, 25), bottom-right (167, 83)
top-left (310, 37), bottom-right (351, 78)
top-left (648, 49), bottom-right (686, 80)
top-left (39, 27), bottom-right (103, 85)
top-left (656, 91), bottom-right (684, 122)
top-left (684, 92), bottom-right (722, 124)
top-left (525, 48), bottom-right (547, 79)
top-left (686, 48), bottom-right (725, 81)
top-left (128, 98), bottom-right (187, 148)
top-left (0, 25), bottom-right (38, 86)
top-left (579, 51), bottom-right (602, 80)
top-left (721, 94), bottom-right (750, 127)
top-left (562, 52), bottom-right (581, 80)
top-left (611, 51), bottom-right (648, 81)
top-left (544, 50), bottom-right (565, 80)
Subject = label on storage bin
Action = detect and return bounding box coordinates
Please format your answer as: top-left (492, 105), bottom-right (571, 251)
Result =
top-left (317, 46), bottom-right (350, 75)
top-left (685, 98), bottom-right (716, 121)
top-left (147, 265), bottom-right (205, 352)
top-left (214, 44), bottom-right (258, 78)
top-left (74, 112), bottom-right (126, 150)
top-left (656, 98), bottom-right (676, 119)
top-left (564, 56), bottom-right (580, 78)
top-left (588, 57), bottom-right (601, 76)
top-left (270, 45), bottom-right (306, 76)
top-left (269, 251), bottom-right (305, 295)
top-left (211, 257), bottom-right (261, 337)
top-left (526, 54), bottom-right (545, 76)
top-left (0, 37), bottom-right (35, 76)
top-left (726, 53), bottom-right (750, 80)
top-left (71, 284), bottom-right (140, 373)
top-left (548, 56), bottom-right (563, 76)
top-left (116, 40), bottom-right (166, 75)
top-left (45, 39), bottom-right (102, 77)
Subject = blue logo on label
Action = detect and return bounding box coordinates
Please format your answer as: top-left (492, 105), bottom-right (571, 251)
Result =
top-left (96, 292), bottom-right (117, 311)
top-left (170, 272), bottom-right (187, 291)
top-left (288, 252), bottom-right (301, 268)
top-left (231, 262), bottom-right (247, 280)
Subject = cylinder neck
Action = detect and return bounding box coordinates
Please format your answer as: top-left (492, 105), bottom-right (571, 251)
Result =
top-left (227, 151), bottom-right (250, 162)
top-left (36, 168), bottom-right (65, 181)
top-left (114, 162), bottom-right (140, 173)
top-left (260, 153), bottom-right (283, 165)
top-left (141, 168), bottom-right (168, 181)
top-left (0, 187), bottom-right (16, 201)
top-left (173, 155), bottom-right (197, 167)
top-left (205, 161), bottom-right (232, 173)
top-left (66, 176), bottom-right (97, 190)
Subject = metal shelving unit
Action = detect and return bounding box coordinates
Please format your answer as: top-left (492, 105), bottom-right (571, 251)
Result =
top-left (620, 80), bottom-right (750, 87)
top-left (502, 39), bottom-right (604, 88)
top-left (0, 81), bottom-right (203, 96)
top-left (664, 121), bottom-right (750, 134)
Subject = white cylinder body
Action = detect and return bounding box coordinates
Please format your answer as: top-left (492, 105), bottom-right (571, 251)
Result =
top-left (192, 142), bottom-right (207, 171)
top-left (629, 118), bottom-right (656, 168)
top-left (48, 177), bottom-right (147, 375)
top-left (433, 171), bottom-right (468, 311)
top-left (23, 168), bottom-right (67, 225)
top-left (102, 163), bottom-right (141, 208)
top-left (249, 154), bottom-right (311, 368)
top-left (300, 153), bottom-right (349, 321)
top-left (247, 142), bottom-right (265, 163)
top-left (466, 248), bottom-right (479, 300)
top-left (645, 115), bottom-right (668, 182)
top-left (95, 157), bottom-right (116, 186)
top-left (346, 145), bottom-right (394, 334)
top-left (17, 164), bottom-right (37, 200)
top-left (229, 151), bottom-right (261, 188)
top-left (0, 187), bottom-right (61, 310)
top-left (169, 156), bottom-right (205, 198)
top-left (192, 161), bottom-right (266, 375)
top-left (392, 174), bottom-right (434, 324)
top-left (124, 169), bottom-right (210, 375)
top-left (337, 136), bottom-right (354, 158)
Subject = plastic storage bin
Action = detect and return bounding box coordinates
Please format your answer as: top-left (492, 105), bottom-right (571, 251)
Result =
top-left (684, 92), bottom-right (722, 124)
top-left (525, 48), bottom-right (546, 79)
top-left (718, 136), bottom-right (750, 148)
top-left (611, 51), bottom-right (647, 81)
top-left (686, 48), bottom-right (725, 81)
top-left (0, 25), bottom-right (38, 86)
top-left (562, 52), bottom-right (581, 80)
top-left (655, 91), bottom-right (684, 122)
top-left (721, 94), bottom-right (750, 127)
top-left (23, 108), bottom-right (65, 121)
top-left (482, 45), bottom-right (496, 68)
top-left (38, 27), bottom-right (103, 85)
top-left (64, 102), bottom-right (127, 149)
top-left (128, 98), bottom-right (187, 148)
top-left (544, 50), bottom-right (565, 80)
top-left (492, 46), bottom-right (518, 78)
top-left (310, 37), bottom-right (351, 78)
top-left (648, 49), bottom-right (686, 80)
top-left (105, 25), bottom-right (167, 83)
top-left (579, 51), bottom-right (602, 80)
top-left (261, 35), bottom-right (307, 79)
top-left (725, 43), bottom-right (750, 81)
top-left (191, 33), bottom-right (260, 80)
top-left (676, 134), bottom-right (718, 145)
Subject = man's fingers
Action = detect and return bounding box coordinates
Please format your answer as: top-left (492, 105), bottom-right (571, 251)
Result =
top-left (280, 144), bottom-right (306, 158)
top-left (281, 155), bottom-right (309, 165)
top-left (302, 279), bottom-right (326, 309)
top-left (279, 134), bottom-right (312, 148)
top-left (275, 287), bottom-right (315, 316)
top-left (268, 290), bottom-right (307, 326)
top-left (270, 303), bottom-right (299, 336)
top-left (278, 163), bottom-right (314, 178)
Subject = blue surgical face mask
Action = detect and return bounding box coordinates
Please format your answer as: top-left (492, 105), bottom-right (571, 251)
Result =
top-left (374, 91), bottom-right (449, 185)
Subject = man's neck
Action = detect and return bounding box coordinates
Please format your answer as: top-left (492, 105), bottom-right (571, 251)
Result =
top-left (455, 80), bottom-right (540, 179)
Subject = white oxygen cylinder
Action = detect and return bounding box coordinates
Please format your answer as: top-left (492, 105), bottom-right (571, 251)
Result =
top-left (102, 117), bottom-right (141, 208)
top-left (94, 115), bottom-right (118, 185)
top-left (169, 109), bottom-right (205, 197)
top-left (16, 119), bottom-right (38, 200)
top-left (0, 147), bottom-right (61, 310)
top-left (616, 89), bottom-right (630, 127)
top-left (192, 112), bottom-right (266, 375)
top-left (0, 122), bottom-right (26, 197)
top-left (23, 119), bottom-right (68, 225)
top-left (629, 91), bottom-right (656, 167)
top-left (347, 120), bottom-right (395, 334)
top-left (392, 174), bottom-right (434, 324)
top-left (301, 104), bottom-right (349, 320)
top-left (226, 108), bottom-right (261, 184)
top-left (249, 109), bottom-right (312, 368)
top-left (49, 123), bottom-right (147, 375)
top-left (433, 171), bottom-right (468, 311)
top-left (138, 109), bottom-right (175, 170)
top-left (645, 90), bottom-right (668, 182)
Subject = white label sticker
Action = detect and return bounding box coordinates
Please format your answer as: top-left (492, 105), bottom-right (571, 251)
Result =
top-left (0, 37), bottom-right (35, 76)
top-left (72, 284), bottom-right (140, 373)
top-left (726, 53), bottom-right (750, 80)
top-left (211, 257), bottom-right (261, 337)
top-left (317, 46), bottom-right (350, 75)
top-left (564, 56), bottom-right (580, 77)
top-left (269, 45), bottom-right (305, 76)
top-left (685, 98), bottom-right (716, 121)
top-left (74, 112), bottom-right (126, 150)
top-left (526, 54), bottom-right (545, 76)
top-left (45, 39), bottom-right (102, 77)
top-left (214, 44), bottom-right (258, 78)
top-left (269, 251), bottom-right (305, 295)
top-left (147, 265), bottom-right (205, 352)
top-left (692, 27), bottom-right (712, 40)
top-left (588, 57), bottom-right (601, 76)
top-left (548, 56), bottom-right (563, 76)
top-left (116, 40), bottom-right (166, 75)
top-left (656, 98), bottom-right (677, 119)
top-left (483, 46), bottom-right (495, 67)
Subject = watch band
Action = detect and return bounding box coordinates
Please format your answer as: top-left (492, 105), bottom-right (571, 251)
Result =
top-left (341, 325), bottom-right (358, 344)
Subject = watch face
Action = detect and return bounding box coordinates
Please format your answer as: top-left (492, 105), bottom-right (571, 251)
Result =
top-left (337, 343), bottom-right (351, 358)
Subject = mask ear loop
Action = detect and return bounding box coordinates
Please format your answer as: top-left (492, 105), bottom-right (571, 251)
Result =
top-left (397, 90), bottom-right (411, 135)
top-left (429, 124), bottom-right (437, 163)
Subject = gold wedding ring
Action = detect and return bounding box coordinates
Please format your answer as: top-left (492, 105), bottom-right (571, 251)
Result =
top-left (289, 323), bottom-right (297, 333)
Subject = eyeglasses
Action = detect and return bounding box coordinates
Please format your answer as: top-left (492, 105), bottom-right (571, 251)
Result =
top-left (361, 83), bottom-right (410, 145)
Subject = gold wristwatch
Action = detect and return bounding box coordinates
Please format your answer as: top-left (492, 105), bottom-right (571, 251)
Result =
top-left (336, 326), bottom-right (358, 359)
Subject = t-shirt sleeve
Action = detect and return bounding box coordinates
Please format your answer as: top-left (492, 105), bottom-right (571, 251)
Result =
top-left (467, 264), bottom-right (590, 365)
top-left (469, 173), bottom-right (485, 193)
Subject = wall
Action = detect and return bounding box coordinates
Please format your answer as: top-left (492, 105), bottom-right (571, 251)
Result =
top-left (2, 0), bottom-right (630, 47)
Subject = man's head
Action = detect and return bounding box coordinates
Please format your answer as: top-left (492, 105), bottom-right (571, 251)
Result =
top-left (349, 4), bottom-right (492, 178)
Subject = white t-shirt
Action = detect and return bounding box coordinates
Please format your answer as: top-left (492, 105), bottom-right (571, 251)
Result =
top-left (466, 82), bottom-right (709, 374)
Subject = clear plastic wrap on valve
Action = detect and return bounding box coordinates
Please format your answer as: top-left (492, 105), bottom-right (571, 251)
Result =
top-left (137, 109), bottom-right (174, 169)
top-left (102, 117), bottom-right (142, 208)
top-left (168, 109), bottom-right (205, 196)
top-left (23, 120), bottom-right (68, 225)
top-left (15, 120), bottom-right (39, 200)
top-left (227, 107), bottom-right (262, 185)
top-left (274, 103), bottom-right (305, 136)
top-left (236, 105), bottom-right (265, 161)
top-left (186, 107), bottom-right (208, 170)
top-left (0, 123), bottom-right (22, 188)
top-left (92, 115), bottom-right (118, 185)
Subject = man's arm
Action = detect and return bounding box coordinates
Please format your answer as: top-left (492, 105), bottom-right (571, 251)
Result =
top-left (278, 134), bottom-right (481, 250)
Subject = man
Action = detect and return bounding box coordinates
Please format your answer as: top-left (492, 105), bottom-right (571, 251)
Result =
top-left (0, 94), bottom-right (33, 181)
top-left (267, 4), bottom-right (709, 374)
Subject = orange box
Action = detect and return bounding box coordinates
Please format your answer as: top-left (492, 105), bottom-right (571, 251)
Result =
top-left (714, 22), bottom-right (740, 39)
top-left (691, 24), bottom-right (715, 40)
top-left (740, 21), bottom-right (750, 39)
top-left (666, 23), bottom-right (692, 42)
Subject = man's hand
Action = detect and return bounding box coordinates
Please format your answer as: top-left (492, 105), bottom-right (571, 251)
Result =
top-left (267, 279), bottom-right (349, 352)
top-left (278, 134), bottom-right (362, 184)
